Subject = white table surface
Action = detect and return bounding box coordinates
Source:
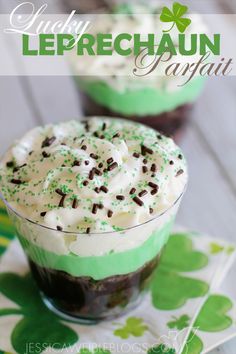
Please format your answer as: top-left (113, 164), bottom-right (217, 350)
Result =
top-left (0, 0), bottom-right (236, 353)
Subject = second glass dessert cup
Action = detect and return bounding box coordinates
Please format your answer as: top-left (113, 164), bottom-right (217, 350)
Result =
top-left (3, 193), bottom-right (183, 323)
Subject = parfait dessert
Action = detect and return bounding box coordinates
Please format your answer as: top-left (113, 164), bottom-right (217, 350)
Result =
top-left (0, 117), bottom-right (187, 322)
top-left (71, 3), bottom-right (206, 139)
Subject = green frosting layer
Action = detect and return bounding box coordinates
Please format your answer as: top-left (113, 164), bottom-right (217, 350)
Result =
top-left (78, 77), bottom-right (205, 116)
top-left (17, 220), bottom-right (173, 280)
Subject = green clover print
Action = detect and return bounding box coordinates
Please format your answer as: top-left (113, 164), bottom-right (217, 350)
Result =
top-left (160, 2), bottom-right (191, 33)
top-left (147, 344), bottom-right (176, 354)
top-left (151, 233), bottom-right (209, 310)
top-left (182, 294), bottom-right (233, 354)
top-left (113, 317), bottom-right (148, 339)
top-left (0, 272), bottom-right (78, 354)
top-left (167, 314), bottom-right (191, 330)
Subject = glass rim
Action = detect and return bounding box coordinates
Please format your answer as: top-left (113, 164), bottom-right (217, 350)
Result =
top-left (0, 184), bottom-right (186, 236)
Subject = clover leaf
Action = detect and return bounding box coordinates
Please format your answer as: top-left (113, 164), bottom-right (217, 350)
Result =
top-left (160, 2), bottom-right (191, 33)
top-left (147, 344), bottom-right (176, 354)
top-left (0, 272), bottom-right (78, 354)
top-left (151, 233), bottom-right (209, 310)
top-left (113, 317), bottom-right (148, 339)
top-left (167, 314), bottom-right (191, 330)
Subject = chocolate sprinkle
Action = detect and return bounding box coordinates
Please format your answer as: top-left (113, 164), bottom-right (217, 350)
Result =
top-left (41, 136), bottom-right (56, 148)
top-left (59, 195), bottom-right (66, 207)
top-left (83, 180), bottom-right (89, 186)
top-left (133, 152), bottom-right (140, 158)
top-left (92, 204), bottom-right (98, 214)
top-left (13, 163), bottom-right (27, 173)
top-left (102, 122), bottom-right (106, 131)
top-left (151, 189), bottom-right (158, 195)
top-left (148, 182), bottom-right (158, 189)
top-left (107, 162), bottom-right (118, 171)
top-left (98, 203), bottom-right (104, 209)
top-left (42, 151), bottom-right (50, 158)
top-left (139, 190), bottom-right (148, 197)
top-left (90, 153), bottom-right (99, 160)
top-left (178, 154), bottom-right (183, 159)
top-left (133, 196), bottom-right (144, 206)
top-left (143, 159), bottom-right (148, 164)
top-left (86, 227), bottom-right (90, 234)
top-left (169, 160), bottom-right (174, 165)
top-left (176, 169), bottom-right (184, 177)
top-left (6, 161), bottom-right (14, 168)
top-left (116, 195), bottom-right (125, 201)
top-left (113, 133), bottom-right (120, 138)
top-left (130, 188), bottom-right (136, 194)
top-left (72, 198), bottom-right (78, 209)
top-left (84, 160), bottom-right (89, 166)
top-left (81, 145), bottom-right (87, 150)
top-left (98, 162), bottom-right (103, 168)
top-left (40, 211), bottom-right (47, 217)
top-left (100, 185), bottom-right (108, 193)
top-left (107, 157), bottom-right (114, 164)
top-left (157, 134), bottom-right (162, 140)
top-left (94, 168), bottom-right (102, 176)
top-left (141, 145), bottom-right (153, 156)
top-left (10, 179), bottom-right (23, 185)
top-left (151, 164), bottom-right (157, 172)
top-left (57, 226), bottom-right (63, 231)
top-left (94, 187), bottom-right (100, 194)
top-left (55, 188), bottom-right (66, 196)
top-left (72, 160), bottom-right (81, 167)
top-left (89, 169), bottom-right (95, 180)
top-left (142, 166), bottom-right (148, 173)
top-left (149, 207), bottom-right (154, 214)
top-left (107, 210), bottom-right (113, 218)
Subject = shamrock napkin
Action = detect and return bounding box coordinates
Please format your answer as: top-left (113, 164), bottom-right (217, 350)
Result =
top-left (0, 203), bottom-right (236, 354)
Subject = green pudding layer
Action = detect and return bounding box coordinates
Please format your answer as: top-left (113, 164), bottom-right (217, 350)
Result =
top-left (17, 220), bottom-right (173, 280)
top-left (79, 77), bottom-right (205, 116)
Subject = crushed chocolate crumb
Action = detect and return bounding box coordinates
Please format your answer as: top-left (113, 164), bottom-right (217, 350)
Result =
top-left (40, 211), bottom-right (47, 217)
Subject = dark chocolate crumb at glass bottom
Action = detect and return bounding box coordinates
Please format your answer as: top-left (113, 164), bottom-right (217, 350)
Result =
top-left (29, 254), bottom-right (160, 322)
top-left (80, 92), bottom-right (193, 140)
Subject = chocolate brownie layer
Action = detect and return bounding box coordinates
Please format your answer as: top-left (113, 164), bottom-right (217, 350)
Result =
top-left (29, 254), bottom-right (160, 321)
top-left (81, 93), bottom-right (192, 140)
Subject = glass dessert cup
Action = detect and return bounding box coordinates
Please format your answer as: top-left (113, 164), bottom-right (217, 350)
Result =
top-left (2, 194), bottom-right (183, 324)
top-left (77, 77), bottom-right (205, 141)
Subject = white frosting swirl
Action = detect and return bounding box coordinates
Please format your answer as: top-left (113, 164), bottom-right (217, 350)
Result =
top-left (0, 117), bottom-right (187, 234)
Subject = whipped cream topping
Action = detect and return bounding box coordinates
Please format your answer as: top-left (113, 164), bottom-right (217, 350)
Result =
top-left (0, 118), bottom-right (187, 234)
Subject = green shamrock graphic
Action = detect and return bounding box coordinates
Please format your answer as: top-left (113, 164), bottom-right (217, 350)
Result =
top-left (182, 332), bottom-right (203, 354)
top-left (113, 317), bottom-right (148, 339)
top-left (167, 314), bottom-right (191, 330)
top-left (151, 233), bottom-right (209, 310)
top-left (209, 242), bottom-right (224, 254)
top-left (0, 272), bottom-right (78, 354)
top-left (194, 294), bottom-right (233, 332)
top-left (147, 344), bottom-right (175, 354)
top-left (183, 294), bottom-right (233, 354)
top-left (160, 2), bottom-right (191, 33)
